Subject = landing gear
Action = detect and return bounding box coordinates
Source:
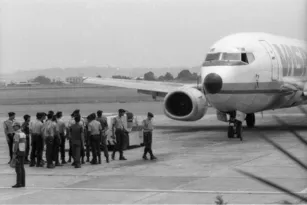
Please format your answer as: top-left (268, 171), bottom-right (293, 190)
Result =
top-left (245, 113), bottom-right (255, 128)
top-left (227, 111), bottom-right (244, 141)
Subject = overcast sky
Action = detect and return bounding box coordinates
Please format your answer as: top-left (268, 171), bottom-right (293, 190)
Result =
top-left (0, 0), bottom-right (306, 74)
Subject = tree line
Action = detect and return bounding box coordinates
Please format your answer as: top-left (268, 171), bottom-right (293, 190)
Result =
top-left (112, 69), bottom-right (199, 82)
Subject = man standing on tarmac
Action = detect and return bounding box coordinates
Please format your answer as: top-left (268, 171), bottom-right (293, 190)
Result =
top-left (3, 112), bottom-right (16, 164)
top-left (44, 113), bottom-right (58, 169)
top-left (87, 113), bottom-right (103, 164)
top-left (96, 110), bottom-right (109, 163)
top-left (142, 112), bottom-right (157, 160)
top-left (111, 109), bottom-right (127, 161)
top-left (56, 111), bottom-right (67, 164)
top-left (29, 113), bottom-right (44, 167)
top-left (52, 115), bottom-right (62, 167)
top-left (69, 114), bottom-right (84, 168)
top-left (21, 114), bottom-right (31, 164)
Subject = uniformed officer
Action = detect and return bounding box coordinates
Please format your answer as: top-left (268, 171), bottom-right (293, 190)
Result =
top-left (88, 113), bottom-right (102, 164)
top-left (69, 114), bottom-right (84, 168)
top-left (56, 111), bottom-right (67, 164)
top-left (111, 109), bottom-right (127, 160)
top-left (21, 114), bottom-right (31, 164)
top-left (29, 113), bottom-right (44, 167)
top-left (3, 112), bottom-right (16, 164)
top-left (51, 115), bottom-right (62, 166)
top-left (44, 113), bottom-right (58, 169)
top-left (96, 110), bottom-right (109, 163)
top-left (84, 115), bottom-right (92, 163)
top-left (12, 121), bottom-right (26, 188)
top-left (142, 112), bottom-right (157, 160)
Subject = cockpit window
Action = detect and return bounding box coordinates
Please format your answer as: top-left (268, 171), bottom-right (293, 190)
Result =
top-left (221, 53), bottom-right (241, 61)
top-left (205, 53), bottom-right (221, 61)
top-left (203, 52), bottom-right (255, 66)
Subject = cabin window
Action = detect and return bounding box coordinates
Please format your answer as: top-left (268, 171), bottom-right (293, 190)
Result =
top-left (241, 53), bottom-right (248, 64)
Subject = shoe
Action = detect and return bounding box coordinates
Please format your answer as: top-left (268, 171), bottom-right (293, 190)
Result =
top-left (142, 155), bottom-right (148, 160)
top-left (47, 164), bottom-right (55, 169)
top-left (29, 163), bottom-right (35, 167)
top-left (61, 160), bottom-right (67, 164)
top-left (12, 184), bottom-right (23, 188)
top-left (150, 156), bottom-right (157, 160)
top-left (71, 162), bottom-right (76, 166)
top-left (90, 161), bottom-right (97, 165)
top-left (74, 164), bottom-right (81, 168)
top-left (119, 156), bottom-right (127, 160)
top-left (55, 162), bottom-right (63, 166)
top-left (36, 164), bottom-right (43, 167)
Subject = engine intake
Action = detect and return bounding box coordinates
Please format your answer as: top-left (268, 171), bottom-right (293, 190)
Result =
top-left (163, 87), bottom-right (208, 121)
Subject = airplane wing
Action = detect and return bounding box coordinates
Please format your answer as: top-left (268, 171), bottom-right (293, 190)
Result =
top-left (83, 77), bottom-right (200, 97)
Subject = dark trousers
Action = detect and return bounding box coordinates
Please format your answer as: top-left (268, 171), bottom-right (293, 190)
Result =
top-left (143, 132), bottom-right (154, 157)
top-left (45, 136), bottom-right (54, 165)
top-left (7, 133), bottom-right (14, 161)
top-left (85, 139), bottom-right (90, 159)
top-left (25, 135), bottom-right (30, 160)
top-left (59, 133), bottom-right (66, 161)
top-left (91, 135), bottom-right (101, 162)
top-left (101, 134), bottom-right (109, 158)
top-left (72, 142), bottom-right (81, 165)
top-left (53, 136), bottom-right (61, 163)
top-left (80, 142), bottom-right (85, 158)
top-left (15, 155), bottom-right (25, 186)
top-left (112, 129), bottom-right (125, 157)
top-left (69, 140), bottom-right (73, 159)
top-left (30, 134), bottom-right (43, 166)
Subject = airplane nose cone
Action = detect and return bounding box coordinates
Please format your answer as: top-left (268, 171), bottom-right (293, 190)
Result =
top-left (203, 73), bottom-right (223, 94)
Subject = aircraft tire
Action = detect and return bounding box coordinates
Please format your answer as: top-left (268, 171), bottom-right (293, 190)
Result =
top-left (246, 113), bottom-right (255, 128)
top-left (227, 126), bottom-right (234, 138)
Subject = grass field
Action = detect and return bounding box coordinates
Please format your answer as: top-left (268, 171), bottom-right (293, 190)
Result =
top-left (0, 87), bottom-right (160, 105)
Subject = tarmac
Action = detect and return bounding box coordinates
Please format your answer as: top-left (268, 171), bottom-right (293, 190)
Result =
top-left (0, 107), bottom-right (306, 204)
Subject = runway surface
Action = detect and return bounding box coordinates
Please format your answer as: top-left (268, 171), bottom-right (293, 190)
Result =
top-left (0, 102), bottom-right (306, 204)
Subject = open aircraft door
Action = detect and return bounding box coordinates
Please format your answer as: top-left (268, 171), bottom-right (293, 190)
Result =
top-left (259, 40), bottom-right (279, 81)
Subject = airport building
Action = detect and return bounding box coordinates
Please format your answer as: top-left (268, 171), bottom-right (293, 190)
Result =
top-left (65, 76), bottom-right (83, 84)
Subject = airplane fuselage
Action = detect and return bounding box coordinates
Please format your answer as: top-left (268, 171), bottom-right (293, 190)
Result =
top-left (201, 32), bottom-right (307, 114)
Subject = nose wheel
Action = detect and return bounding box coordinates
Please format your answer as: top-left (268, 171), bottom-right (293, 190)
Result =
top-left (227, 114), bottom-right (243, 141)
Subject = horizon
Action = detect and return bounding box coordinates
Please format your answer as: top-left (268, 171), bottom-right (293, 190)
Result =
top-left (1, 0), bottom-right (306, 74)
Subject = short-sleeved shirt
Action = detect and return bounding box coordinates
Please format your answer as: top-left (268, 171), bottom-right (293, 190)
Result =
top-left (57, 118), bottom-right (66, 134)
top-left (67, 117), bottom-right (84, 129)
top-left (3, 119), bottom-right (15, 135)
top-left (70, 123), bottom-right (83, 144)
top-left (97, 116), bottom-right (108, 130)
top-left (30, 119), bottom-right (43, 135)
top-left (14, 130), bottom-right (26, 156)
top-left (112, 116), bottom-right (125, 130)
top-left (88, 120), bottom-right (102, 135)
top-left (43, 120), bottom-right (58, 137)
top-left (142, 119), bottom-right (154, 132)
top-left (21, 122), bottom-right (30, 135)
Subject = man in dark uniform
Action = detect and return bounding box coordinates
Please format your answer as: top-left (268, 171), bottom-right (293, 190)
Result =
top-left (12, 121), bottom-right (26, 188)
top-left (142, 112), bottom-right (157, 160)
top-left (52, 115), bottom-right (62, 166)
top-left (21, 114), bottom-right (31, 164)
top-left (111, 109), bottom-right (127, 160)
top-left (97, 110), bottom-right (109, 163)
top-left (84, 115), bottom-right (92, 163)
top-left (44, 113), bottom-right (58, 169)
top-left (3, 112), bottom-right (16, 164)
top-left (69, 114), bottom-right (84, 168)
top-left (29, 113), bottom-right (44, 167)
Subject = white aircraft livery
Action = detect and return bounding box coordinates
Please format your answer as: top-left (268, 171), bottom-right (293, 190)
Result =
top-left (83, 32), bottom-right (307, 139)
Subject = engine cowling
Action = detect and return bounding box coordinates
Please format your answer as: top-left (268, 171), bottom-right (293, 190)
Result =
top-left (163, 87), bottom-right (208, 121)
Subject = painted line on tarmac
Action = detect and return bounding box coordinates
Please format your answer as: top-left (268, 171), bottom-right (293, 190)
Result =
top-left (0, 187), bottom-right (303, 195)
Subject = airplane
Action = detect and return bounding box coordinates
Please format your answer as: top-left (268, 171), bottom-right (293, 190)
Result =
top-left (83, 32), bottom-right (307, 140)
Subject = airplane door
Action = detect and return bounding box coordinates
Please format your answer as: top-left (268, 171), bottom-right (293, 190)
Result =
top-left (259, 40), bottom-right (279, 81)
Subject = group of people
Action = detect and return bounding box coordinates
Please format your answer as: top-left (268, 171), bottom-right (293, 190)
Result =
top-left (3, 108), bottom-right (157, 188)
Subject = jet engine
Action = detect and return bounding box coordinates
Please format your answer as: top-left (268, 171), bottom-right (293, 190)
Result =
top-left (163, 87), bottom-right (208, 121)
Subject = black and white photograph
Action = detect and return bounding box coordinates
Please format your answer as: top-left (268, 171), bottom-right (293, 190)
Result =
top-left (0, 0), bottom-right (306, 204)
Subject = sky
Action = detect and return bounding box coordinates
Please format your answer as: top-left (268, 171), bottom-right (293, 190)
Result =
top-left (0, 0), bottom-right (306, 74)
